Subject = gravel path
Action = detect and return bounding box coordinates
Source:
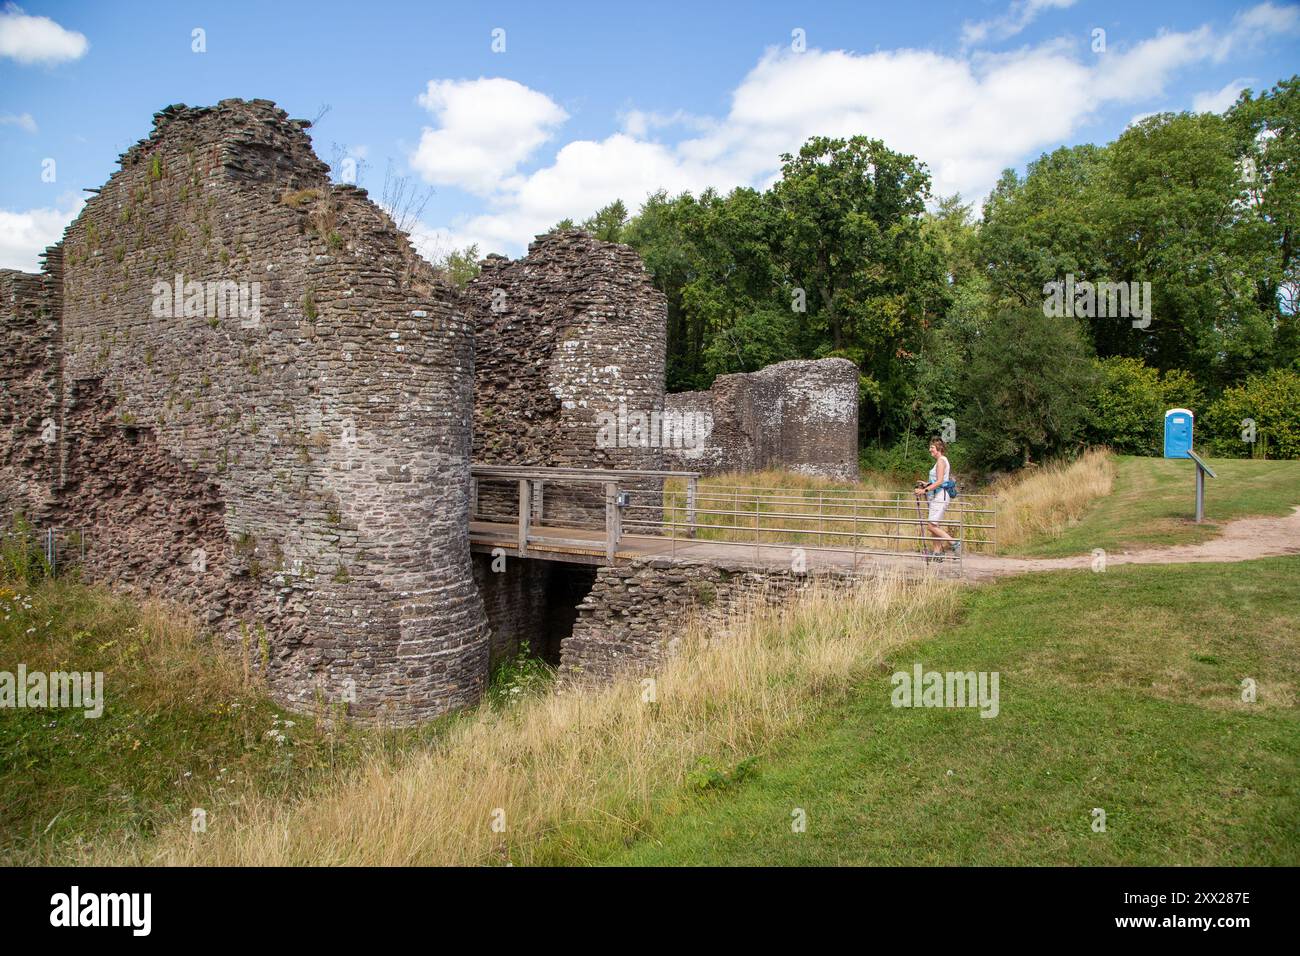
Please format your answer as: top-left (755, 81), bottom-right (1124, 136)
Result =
top-left (962, 506), bottom-right (1300, 581)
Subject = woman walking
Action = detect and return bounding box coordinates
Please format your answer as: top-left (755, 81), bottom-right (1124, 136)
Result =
top-left (913, 437), bottom-right (957, 560)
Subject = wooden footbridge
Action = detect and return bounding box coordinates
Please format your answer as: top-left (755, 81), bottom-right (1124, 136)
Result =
top-left (468, 465), bottom-right (996, 575)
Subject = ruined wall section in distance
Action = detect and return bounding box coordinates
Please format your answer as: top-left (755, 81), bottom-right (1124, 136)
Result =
top-left (663, 358), bottom-right (859, 481)
top-left (48, 98), bottom-right (487, 722)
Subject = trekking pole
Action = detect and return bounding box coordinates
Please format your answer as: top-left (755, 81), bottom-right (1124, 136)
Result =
top-left (912, 483), bottom-right (929, 566)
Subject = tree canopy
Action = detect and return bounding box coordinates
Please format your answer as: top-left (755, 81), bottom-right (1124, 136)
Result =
top-left (537, 74), bottom-right (1300, 465)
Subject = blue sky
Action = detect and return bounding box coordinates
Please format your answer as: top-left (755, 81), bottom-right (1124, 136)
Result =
top-left (2, 0), bottom-right (1298, 270)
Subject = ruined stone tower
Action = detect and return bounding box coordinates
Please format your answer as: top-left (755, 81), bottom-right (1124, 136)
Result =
top-left (467, 231), bottom-right (668, 474)
top-left (0, 99), bottom-right (489, 722)
top-left (464, 231), bottom-right (670, 668)
top-left (466, 231), bottom-right (668, 525)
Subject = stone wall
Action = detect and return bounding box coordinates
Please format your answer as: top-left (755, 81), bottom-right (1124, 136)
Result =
top-left (662, 358), bottom-right (859, 481)
top-left (0, 100), bottom-right (871, 725)
top-left (466, 232), bottom-right (668, 526)
top-left (0, 99), bottom-right (488, 723)
top-left (559, 558), bottom-right (862, 686)
top-left (0, 267), bottom-right (62, 524)
top-left (473, 553), bottom-right (597, 667)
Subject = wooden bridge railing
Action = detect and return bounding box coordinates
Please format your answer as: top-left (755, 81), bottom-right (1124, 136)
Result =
top-left (470, 465), bottom-right (998, 571)
top-left (471, 465), bottom-right (700, 563)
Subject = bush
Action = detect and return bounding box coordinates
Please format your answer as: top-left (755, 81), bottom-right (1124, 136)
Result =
top-left (1203, 368), bottom-right (1300, 459)
top-left (859, 439), bottom-right (943, 482)
top-left (860, 436), bottom-right (978, 486)
top-left (1086, 357), bottom-right (1204, 455)
top-left (958, 308), bottom-right (1096, 469)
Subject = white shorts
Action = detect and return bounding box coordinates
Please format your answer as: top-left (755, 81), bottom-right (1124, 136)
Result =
top-left (927, 493), bottom-right (950, 523)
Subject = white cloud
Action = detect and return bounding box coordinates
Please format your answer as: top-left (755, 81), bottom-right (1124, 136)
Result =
top-left (961, 0), bottom-right (1077, 47)
top-left (0, 198), bottom-right (82, 271)
top-left (1233, 0), bottom-right (1300, 37)
top-left (0, 111), bottom-right (37, 133)
top-left (410, 77), bottom-right (567, 195)
top-left (423, 3), bottom-right (1296, 258)
top-left (1193, 78), bottom-right (1251, 114)
top-left (619, 109), bottom-right (715, 138)
top-left (0, 4), bottom-right (88, 65)
top-left (1091, 26), bottom-right (1219, 102)
top-left (1093, 3), bottom-right (1298, 103)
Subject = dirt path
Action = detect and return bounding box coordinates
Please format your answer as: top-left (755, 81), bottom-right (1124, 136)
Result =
top-left (962, 506), bottom-right (1300, 581)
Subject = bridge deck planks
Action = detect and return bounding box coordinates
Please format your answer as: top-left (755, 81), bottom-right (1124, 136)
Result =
top-left (467, 519), bottom-right (940, 575)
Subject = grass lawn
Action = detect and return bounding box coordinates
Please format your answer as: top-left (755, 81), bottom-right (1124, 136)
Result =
top-left (595, 558), bottom-right (1300, 866)
top-left (1010, 455), bottom-right (1300, 557)
top-left (0, 578), bottom-right (447, 864)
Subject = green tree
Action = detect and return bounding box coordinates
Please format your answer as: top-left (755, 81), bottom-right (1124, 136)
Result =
top-left (701, 306), bottom-right (799, 375)
top-left (1097, 112), bottom-right (1269, 383)
top-left (978, 113), bottom-right (1280, 388)
top-left (582, 199), bottom-right (630, 243)
top-left (625, 187), bottom-right (779, 390)
top-left (978, 145), bottom-right (1106, 310)
top-left (958, 308), bottom-right (1096, 468)
top-left (1086, 356), bottom-right (1204, 455)
top-left (624, 191), bottom-right (699, 389)
top-left (767, 135), bottom-right (945, 439)
top-left (1230, 77), bottom-right (1300, 369)
top-left (923, 194), bottom-right (981, 287)
top-left (1203, 368), bottom-right (1300, 459)
top-left (432, 243), bottom-right (480, 288)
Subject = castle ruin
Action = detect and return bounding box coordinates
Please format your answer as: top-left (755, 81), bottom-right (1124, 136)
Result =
top-left (0, 99), bottom-right (860, 721)
top-left (662, 358), bottom-right (859, 481)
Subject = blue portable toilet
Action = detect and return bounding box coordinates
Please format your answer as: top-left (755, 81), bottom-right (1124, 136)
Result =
top-left (1164, 408), bottom-right (1194, 458)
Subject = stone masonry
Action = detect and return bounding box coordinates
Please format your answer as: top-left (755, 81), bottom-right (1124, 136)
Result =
top-left (560, 558), bottom-right (864, 686)
top-left (0, 99), bottom-right (488, 723)
top-left (466, 232), bottom-right (668, 526)
top-left (0, 268), bottom-right (62, 522)
top-left (662, 358), bottom-right (860, 481)
top-left (0, 99), bottom-right (873, 725)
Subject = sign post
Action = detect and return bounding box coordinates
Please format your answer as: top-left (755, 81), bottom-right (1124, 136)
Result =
top-left (1186, 450), bottom-right (1217, 524)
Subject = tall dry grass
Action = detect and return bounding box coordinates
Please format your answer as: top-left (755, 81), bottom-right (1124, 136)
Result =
top-left (102, 573), bottom-right (957, 866)
top-left (2, 576), bottom-right (259, 711)
top-left (657, 468), bottom-right (1001, 554)
top-left (659, 468), bottom-right (953, 552)
top-left (991, 448), bottom-right (1116, 551)
top-left (698, 468), bottom-right (906, 498)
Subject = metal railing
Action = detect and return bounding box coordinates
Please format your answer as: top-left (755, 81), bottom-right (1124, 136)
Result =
top-left (470, 465), bottom-right (997, 572)
top-left (628, 481), bottom-right (993, 572)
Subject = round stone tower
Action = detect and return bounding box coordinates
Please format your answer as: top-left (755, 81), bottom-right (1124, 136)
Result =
top-left (39, 99), bottom-right (488, 722)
